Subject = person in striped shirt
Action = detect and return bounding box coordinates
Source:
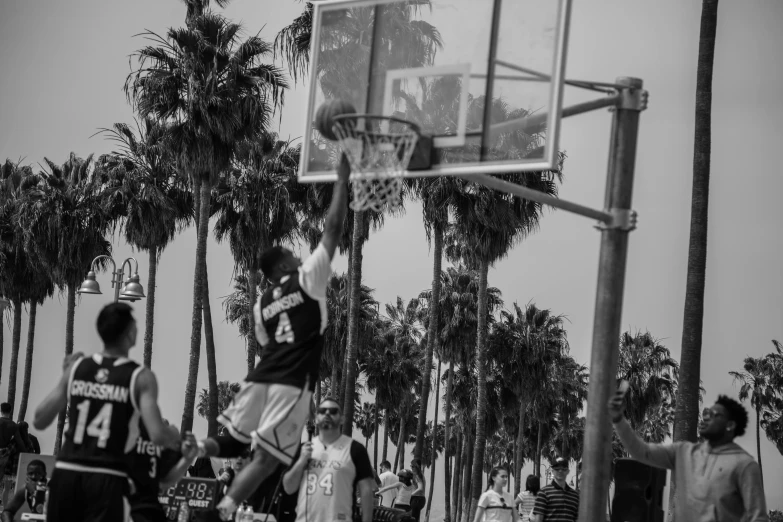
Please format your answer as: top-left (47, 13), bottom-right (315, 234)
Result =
top-left (514, 474), bottom-right (539, 522)
top-left (473, 466), bottom-right (517, 522)
top-left (531, 458), bottom-right (579, 522)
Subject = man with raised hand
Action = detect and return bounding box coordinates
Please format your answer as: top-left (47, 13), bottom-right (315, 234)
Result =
top-left (193, 157), bottom-right (351, 520)
top-left (609, 388), bottom-right (767, 521)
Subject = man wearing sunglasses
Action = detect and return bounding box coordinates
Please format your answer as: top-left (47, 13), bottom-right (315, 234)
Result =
top-left (282, 398), bottom-right (375, 522)
top-left (609, 389), bottom-right (767, 521)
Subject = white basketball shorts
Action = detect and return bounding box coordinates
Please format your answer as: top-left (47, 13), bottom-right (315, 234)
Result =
top-left (218, 382), bottom-right (313, 465)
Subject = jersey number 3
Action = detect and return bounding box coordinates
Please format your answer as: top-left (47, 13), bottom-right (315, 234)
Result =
top-left (73, 400), bottom-right (112, 448)
top-left (275, 312), bottom-right (295, 344)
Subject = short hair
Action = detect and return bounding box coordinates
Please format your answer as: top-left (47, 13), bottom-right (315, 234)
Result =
top-left (380, 460), bottom-right (391, 470)
top-left (96, 303), bottom-right (135, 344)
top-left (18, 421), bottom-right (28, 431)
top-left (717, 395), bottom-right (749, 437)
top-left (525, 474), bottom-right (540, 495)
top-left (260, 246), bottom-right (289, 278)
top-left (0, 403), bottom-right (11, 415)
top-left (318, 396), bottom-right (342, 412)
top-left (28, 460), bottom-right (46, 473)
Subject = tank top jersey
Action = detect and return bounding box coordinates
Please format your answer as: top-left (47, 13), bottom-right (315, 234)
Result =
top-left (127, 422), bottom-right (182, 508)
top-left (250, 244), bottom-right (330, 391)
top-left (295, 435), bottom-right (374, 522)
top-left (58, 353), bottom-right (143, 475)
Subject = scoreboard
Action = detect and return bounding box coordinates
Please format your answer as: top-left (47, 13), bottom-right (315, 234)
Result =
top-left (158, 477), bottom-right (223, 521)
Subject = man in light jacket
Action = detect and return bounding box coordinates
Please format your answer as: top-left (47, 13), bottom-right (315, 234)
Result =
top-left (609, 388), bottom-right (767, 521)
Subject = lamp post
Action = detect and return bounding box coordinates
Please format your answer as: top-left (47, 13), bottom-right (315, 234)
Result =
top-left (77, 256), bottom-right (146, 303)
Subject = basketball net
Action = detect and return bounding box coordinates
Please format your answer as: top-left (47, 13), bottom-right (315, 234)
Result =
top-left (331, 115), bottom-right (419, 213)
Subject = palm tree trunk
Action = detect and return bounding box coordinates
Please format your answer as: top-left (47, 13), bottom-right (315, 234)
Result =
top-left (143, 246), bottom-right (158, 368)
top-left (383, 409), bottom-right (390, 462)
top-left (461, 430), bottom-right (474, 522)
top-left (315, 380), bottom-right (321, 406)
top-left (415, 223), bottom-right (443, 461)
top-left (373, 405), bottom-right (380, 470)
top-left (331, 365), bottom-right (340, 399)
top-left (673, 0), bottom-right (719, 445)
top-left (55, 282), bottom-right (77, 454)
top-left (425, 359), bottom-right (442, 522)
top-left (535, 421), bottom-right (543, 477)
top-left (17, 301), bottom-right (37, 423)
top-left (342, 211), bottom-right (365, 436)
top-left (671, 3), bottom-right (718, 517)
top-left (395, 413), bottom-right (406, 472)
top-left (453, 432), bottom-right (464, 522)
top-left (247, 269), bottom-right (259, 374)
top-left (339, 345), bottom-right (350, 411)
top-left (468, 262), bottom-right (490, 521)
top-left (7, 296), bottom-right (22, 412)
top-left (443, 362), bottom-right (455, 522)
top-left (203, 258), bottom-right (219, 437)
top-left (0, 308), bottom-right (4, 391)
top-left (561, 411), bottom-right (569, 460)
top-left (756, 404), bottom-right (763, 485)
top-left (181, 179), bottom-right (210, 434)
top-left (514, 401), bottom-right (527, 496)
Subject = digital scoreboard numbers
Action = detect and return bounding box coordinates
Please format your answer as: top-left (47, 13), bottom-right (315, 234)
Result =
top-left (159, 477), bottom-right (223, 521)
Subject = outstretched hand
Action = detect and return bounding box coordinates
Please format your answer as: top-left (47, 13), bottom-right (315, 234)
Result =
top-left (336, 153), bottom-right (351, 184)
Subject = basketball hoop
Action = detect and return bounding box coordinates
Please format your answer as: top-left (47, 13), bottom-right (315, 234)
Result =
top-left (331, 114), bottom-right (420, 213)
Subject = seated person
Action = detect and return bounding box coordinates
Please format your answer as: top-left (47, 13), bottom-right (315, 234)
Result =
top-left (1, 460), bottom-right (47, 521)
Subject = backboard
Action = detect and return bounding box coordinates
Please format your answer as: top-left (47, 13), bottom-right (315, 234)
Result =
top-left (299, 0), bottom-right (572, 182)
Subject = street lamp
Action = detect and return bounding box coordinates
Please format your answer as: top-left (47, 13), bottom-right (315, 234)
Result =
top-left (77, 256), bottom-right (146, 303)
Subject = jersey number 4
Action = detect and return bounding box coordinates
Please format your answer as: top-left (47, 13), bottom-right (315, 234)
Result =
top-left (306, 472), bottom-right (333, 496)
top-left (73, 400), bottom-right (112, 448)
top-left (275, 312), bottom-right (295, 344)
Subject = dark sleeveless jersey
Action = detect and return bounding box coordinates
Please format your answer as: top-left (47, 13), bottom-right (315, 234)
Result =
top-left (58, 354), bottom-right (143, 474)
top-left (248, 271), bottom-right (325, 391)
top-left (128, 422), bottom-right (182, 508)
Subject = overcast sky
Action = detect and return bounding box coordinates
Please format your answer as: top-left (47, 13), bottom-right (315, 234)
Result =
top-left (1, 0), bottom-right (781, 512)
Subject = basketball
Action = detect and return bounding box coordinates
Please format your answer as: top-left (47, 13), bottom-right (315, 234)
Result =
top-left (315, 99), bottom-right (357, 141)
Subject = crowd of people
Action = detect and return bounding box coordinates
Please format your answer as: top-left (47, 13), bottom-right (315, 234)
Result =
top-left (0, 154), bottom-right (771, 522)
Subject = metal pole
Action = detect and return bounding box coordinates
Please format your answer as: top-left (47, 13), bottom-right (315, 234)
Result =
top-left (113, 268), bottom-right (123, 303)
top-left (578, 77), bottom-right (644, 522)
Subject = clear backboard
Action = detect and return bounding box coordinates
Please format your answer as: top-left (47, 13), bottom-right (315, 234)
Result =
top-left (299, 0), bottom-right (572, 182)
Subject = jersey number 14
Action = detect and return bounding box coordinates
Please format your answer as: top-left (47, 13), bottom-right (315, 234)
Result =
top-left (73, 400), bottom-right (112, 448)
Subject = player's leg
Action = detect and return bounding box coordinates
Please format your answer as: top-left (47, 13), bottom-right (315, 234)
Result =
top-left (217, 383), bottom-right (313, 520)
top-left (45, 469), bottom-right (85, 522)
top-left (196, 381), bottom-right (262, 458)
top-left (79, 473), bottom-right (129, 522)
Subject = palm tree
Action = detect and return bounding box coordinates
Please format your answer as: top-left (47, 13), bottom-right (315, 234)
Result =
top-left (126, 11), bottom-right (288, 434)
top-left (729, 355), bottom-right (777, 484)
top-left (616, 331), bottom-right (678, 441)
top-left (275, 1), bottom-right (442, 438)
top-left (197, 380), bottom-right (242, 420)
top-left (447, 144), bottom-right (560, 518)
top-left (214, 136), bottom-right (300, 372)
top-left (356, 402), bottom-right (376, 448)
top-left (16, 153), bottom-right (111, 452)
top-left (96, 117), bottom-right (193, 368)
top-left (673, 0), bottom-right (720, 445)
top-left (221, 273), bottom-right (263, 374)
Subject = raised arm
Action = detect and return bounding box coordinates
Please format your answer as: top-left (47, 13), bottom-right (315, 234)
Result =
top-left (33, 353), bottom-right (83, 430)
top-left (377, 482), bottom-right (403, 495)
top-left (161, 433), bottom-right (200, 488)
top-left (283, 441), bottom-right (312, 495)
top-left (320, 154), bottom-right (351, 260)
top-left (609, 388), bottom-right (677, 469)
top-left (136, 369), bottom-right (179, 449)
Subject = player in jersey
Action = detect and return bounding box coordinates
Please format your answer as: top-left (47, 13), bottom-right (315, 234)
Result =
top-left (193, 156), bottom-right (351, 519)
top-left (128, 421), bottom-right (198, 522)
top-left (33, 303), bottom-right (180, 522)
top-left (283, 397), bottom-right (375, 522)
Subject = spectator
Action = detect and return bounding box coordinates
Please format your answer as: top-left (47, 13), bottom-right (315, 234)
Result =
top-left (0, 459), bottom-right (48, 521)
top-left (0, 403), bottom-right (29, 505)
top-left (377, 460), bottom-right (398, 507)
top-left (474, 466), bottom-right (516, 522)
top-left (515, 475), bottom-right (539, 522)
top-left (188, 456), bottom-right (216, 479)
top-left (377, 469), bottom-right (416, 513)
top-left (531, 458), bottom-right (579, 522)
top-left (17, 423), bottom-right (39, 455)
top-left (410, 459), bottom-right (426, 522)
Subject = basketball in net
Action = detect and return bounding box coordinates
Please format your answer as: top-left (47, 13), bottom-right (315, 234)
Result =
top-left (315, 99), bottom-right (357, 141)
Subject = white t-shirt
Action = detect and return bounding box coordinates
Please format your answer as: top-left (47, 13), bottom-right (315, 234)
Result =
top-left (378, 471), bottom-right (399, 507)
top-left (478, 490), bottom-right (515, 522)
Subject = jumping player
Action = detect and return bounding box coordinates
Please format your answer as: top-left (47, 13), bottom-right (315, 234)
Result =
top-left (33, 303), bottom-right (180, 521)
top-left (194, 155), bottom-right (351, 519)
top-left (128, 421), bottom-right (198, 522)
